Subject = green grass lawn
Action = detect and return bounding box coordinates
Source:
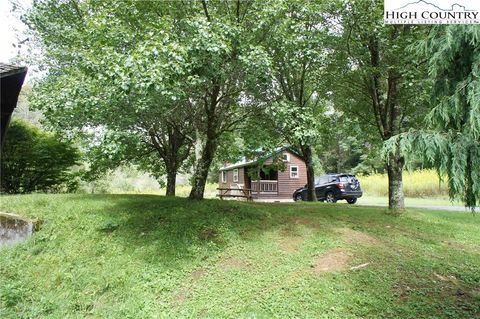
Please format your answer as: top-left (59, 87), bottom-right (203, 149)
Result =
top-left (1, 194), bottom-right (479, 318)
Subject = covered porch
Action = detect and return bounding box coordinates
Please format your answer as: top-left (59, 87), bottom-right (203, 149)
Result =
top-left (247, 165), bottom-right (279, 198)
top-left (217, 165), bottom-right (281, 200)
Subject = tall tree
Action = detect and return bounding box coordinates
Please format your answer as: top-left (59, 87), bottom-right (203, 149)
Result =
top-left (264, 0), bottom-right (327, 201)
top-left (326, 0), bottom-right (429, 209)
top-left (23, 0), bottom-right (271, 199)
top-left (23, 0), bottom-right (196, 195)
top-left (387, 25), bottom-right (480, 209)
top-left (185, 0), bottom-right (271, 199)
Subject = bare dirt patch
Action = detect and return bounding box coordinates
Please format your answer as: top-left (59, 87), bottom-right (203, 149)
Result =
top-left (337, 227), bottom-right (380, 246)
top-left (173, 267), bottom-right (207, 305)
top-left (440, 240), bottom-right (467, 250)
top-left (277, 229), bottom-right (304, 253)
top-left (191, 268), bottom-right (206, 280)
top-left (174, 287), bottom-right (189, 304)
top-left (199, 227), bottom-right (217, 241)
top-left (311, 248), bottom-right (350, 275)
top-left (219, 256), bottom-right (251, 270)
top-left (289, 216), bottom-right (321, 228)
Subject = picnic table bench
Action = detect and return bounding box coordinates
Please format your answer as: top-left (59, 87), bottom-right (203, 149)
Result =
top-left (216, 187), bottom-right (253, 201)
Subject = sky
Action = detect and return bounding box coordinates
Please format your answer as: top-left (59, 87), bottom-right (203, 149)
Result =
top-left (1, 0), bottom-right (33, 83)
top-left (0, 0), bottom-right (30, 63)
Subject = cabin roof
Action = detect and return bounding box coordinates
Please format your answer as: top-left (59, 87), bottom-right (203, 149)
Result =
top-left (219, 147), bottom-right (303, 171)
top-left (219, 159), bottom-right (257, 171)
top-left (1, 63), bottom-right (28, 148)
top-left (0, 63), bottom-right (27, 78)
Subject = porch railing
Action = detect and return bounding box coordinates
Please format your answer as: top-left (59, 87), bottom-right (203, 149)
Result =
top-left (251, 180), bottom-right (278, 193)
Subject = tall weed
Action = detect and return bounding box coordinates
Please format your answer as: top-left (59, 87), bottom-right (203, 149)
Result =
top-left (359, 169), bottom-right (448, 197)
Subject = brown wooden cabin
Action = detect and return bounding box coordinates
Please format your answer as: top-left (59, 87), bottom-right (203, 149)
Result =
top-left (218, 148), bottom-right (307, 201)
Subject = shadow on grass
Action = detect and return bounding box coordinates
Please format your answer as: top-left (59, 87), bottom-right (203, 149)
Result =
top-left (71, 195), bottom-right (310, 269)
top-left (2, 194), bottom-right (479, 318)
top-left (78, 196), bottom-right (478, 252)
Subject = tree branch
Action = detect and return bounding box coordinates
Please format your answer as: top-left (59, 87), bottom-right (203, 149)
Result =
top-left (200, 0), bottom-right (211, 21)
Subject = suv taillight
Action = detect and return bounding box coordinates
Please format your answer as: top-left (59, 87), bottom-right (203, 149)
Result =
top-left (336, 182), bottom-right (345, 189)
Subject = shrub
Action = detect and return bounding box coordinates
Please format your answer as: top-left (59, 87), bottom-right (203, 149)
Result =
top-left (0, 120), bottom-right (80, 193)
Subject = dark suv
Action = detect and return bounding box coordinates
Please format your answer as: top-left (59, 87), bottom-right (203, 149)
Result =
top-left (293, 174), bottom-right (362, 204)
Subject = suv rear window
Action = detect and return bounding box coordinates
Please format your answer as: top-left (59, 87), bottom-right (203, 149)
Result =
top-left (339, 175), bottom-right (356, 183)
top-left (316, 175), bottom-right (357, 184)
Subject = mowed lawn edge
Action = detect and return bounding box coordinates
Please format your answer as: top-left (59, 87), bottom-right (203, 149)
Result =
top-left (1, 194), bottom-right (479, 318)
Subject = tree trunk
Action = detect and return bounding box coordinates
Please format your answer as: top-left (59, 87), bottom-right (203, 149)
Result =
top-left (189, 137), bottom-right (217, 200)
top-left (336, 135), bottom-right (342, 173)
top-left (387, 154), bottom-right (405, 210)
top-left (165, 168), bottom-right (176, 196)
top-left (303, 146), bottom-right (317, 201)
top-left (189, 83), bottom-right (221, 200)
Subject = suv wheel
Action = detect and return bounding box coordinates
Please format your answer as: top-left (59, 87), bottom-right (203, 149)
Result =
top-left (294, 193), bottom-right (303, 201)
top-left (347, 198), bottom-right (357, 204)
top-left (325, 192), bottom-right (337, 203)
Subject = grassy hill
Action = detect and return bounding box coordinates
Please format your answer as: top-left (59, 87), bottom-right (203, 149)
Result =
top-left (1, 194), bottom-right (479, 318)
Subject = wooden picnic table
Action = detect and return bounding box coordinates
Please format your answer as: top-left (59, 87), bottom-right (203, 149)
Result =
top-left (216, 187), bottom-right (253, 201)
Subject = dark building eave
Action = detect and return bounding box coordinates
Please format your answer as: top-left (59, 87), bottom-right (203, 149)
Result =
top-left (1, 63), bottom-right (28, 148)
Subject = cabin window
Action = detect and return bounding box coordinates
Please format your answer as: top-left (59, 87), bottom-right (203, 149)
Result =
top-left (222, 171), bottom-right (227, 183)
top-left (233, 169), bottom-right (239, 182)
top-left (282, 153), bottom-right (290, 162)
top-left (290, 165), bottom-right (299, 178)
